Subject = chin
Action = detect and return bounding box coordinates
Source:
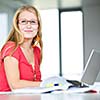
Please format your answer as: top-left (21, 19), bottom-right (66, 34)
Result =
top-left (24, 33), bottom-right (37, 38)
top-left (24, 36), bottom-right (35, 39)
top-left (24, 36), bottom-right (34, 39)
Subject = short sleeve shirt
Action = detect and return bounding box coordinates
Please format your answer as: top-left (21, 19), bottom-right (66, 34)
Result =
top-left (0, 41), bottom-right (41, 91)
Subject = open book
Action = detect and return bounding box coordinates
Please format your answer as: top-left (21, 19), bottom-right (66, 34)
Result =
top-left (12, 76), bottom-right (95, 94)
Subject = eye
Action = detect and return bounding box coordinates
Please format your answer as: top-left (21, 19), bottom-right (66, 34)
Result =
top-left (31, 20), bottom-right (38, 24)
top-left (21, 20), bottom-right (27, 24)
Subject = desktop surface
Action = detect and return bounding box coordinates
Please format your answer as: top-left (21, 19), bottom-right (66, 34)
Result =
top-left (0, 82), bottom-right (100, 100)
top-left (0, 93), bottom-right (100, 100)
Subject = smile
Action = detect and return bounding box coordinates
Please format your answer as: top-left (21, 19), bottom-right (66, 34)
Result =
top-left (24, 30), bottom-right (33, 32)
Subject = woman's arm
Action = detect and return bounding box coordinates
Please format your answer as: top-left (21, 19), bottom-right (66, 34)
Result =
top-left (4, 56), bottom-right (41, 90)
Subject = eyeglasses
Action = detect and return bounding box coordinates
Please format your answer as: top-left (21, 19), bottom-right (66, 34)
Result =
top-left (18, 19), bottom-right (38, 25)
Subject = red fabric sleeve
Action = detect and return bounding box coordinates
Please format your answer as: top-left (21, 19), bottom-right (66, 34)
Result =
top-left (1, 41), bottom-right (20, 61)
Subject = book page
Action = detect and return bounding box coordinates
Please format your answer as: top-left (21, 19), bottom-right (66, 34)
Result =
top-left (12, 76), bottom-right (97, 94)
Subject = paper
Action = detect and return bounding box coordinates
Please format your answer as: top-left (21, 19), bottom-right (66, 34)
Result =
top-left (12, 86), bottom-right (66, 94)
top-left (12, 76), bottom-right (70, 94)
top-left (12, 85), bottom-right (95, 94)
top-left (12, 76), bottom-right (97, 94)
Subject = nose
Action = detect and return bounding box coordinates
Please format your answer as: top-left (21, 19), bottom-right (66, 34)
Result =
top-left (27, 21), bottom-right (31, 25)
top-left (27, 22), bottom-right (32, 28)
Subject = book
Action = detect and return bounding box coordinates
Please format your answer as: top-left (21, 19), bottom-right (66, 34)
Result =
top-left (12, 76), bottom-right (96, 94)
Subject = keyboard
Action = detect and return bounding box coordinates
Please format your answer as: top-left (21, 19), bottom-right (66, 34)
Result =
top-left (66, 79), bottom-right (89, 88)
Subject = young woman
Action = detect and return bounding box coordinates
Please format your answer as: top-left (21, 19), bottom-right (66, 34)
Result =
top-left (0, 5), bottom-right (43, 91)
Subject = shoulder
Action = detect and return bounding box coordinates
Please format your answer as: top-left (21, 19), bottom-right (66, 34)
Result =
top-left (1, 41), bottom-right (18, 58)
top-left (2, 41), bottom-right (16, 51)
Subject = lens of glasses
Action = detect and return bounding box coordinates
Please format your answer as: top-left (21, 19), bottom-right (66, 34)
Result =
top-left (19, 19), bottom-right (38, 25)
top-left (20, 20), bottom-right (27, 25)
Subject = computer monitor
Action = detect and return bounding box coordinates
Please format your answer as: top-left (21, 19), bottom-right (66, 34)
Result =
top-left (81, 49), bottom-right (100, 85)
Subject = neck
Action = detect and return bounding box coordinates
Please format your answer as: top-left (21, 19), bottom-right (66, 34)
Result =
top-left (21, 39), bottom-right (32, 49)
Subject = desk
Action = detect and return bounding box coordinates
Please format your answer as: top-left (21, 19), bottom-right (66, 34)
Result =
top-left (0, 82), bottom-right (100, 100)
top-left (0, 93), bottom-right (100, 100)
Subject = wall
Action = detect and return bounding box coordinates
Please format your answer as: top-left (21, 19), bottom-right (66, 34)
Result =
top-left (0, 5), bottom-right (14, 34)
top-left (0, 4), bottom-right (14, 49)
top-left (82, 4), bottom-right (100, 81)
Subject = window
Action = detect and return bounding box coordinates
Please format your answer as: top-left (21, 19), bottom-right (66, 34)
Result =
top-left (61, 11), bottom-right (83, 79)
top-left (40, 9), bottom-right (83, 80)
top-left (0, 13), bottom-right (8, 49)
top-left (40, 9), bottom-right (59, 79)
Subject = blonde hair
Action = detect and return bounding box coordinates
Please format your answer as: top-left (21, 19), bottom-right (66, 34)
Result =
top-left (1, 5), bottom-right (43, 63)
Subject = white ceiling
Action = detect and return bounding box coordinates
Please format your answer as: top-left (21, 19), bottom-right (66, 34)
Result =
top-left (33, 0), bottom-right (82, 9)
top-left (0, 0), bottom-right (100, 10)
top-left (0, 0), bottom-right (81, 9)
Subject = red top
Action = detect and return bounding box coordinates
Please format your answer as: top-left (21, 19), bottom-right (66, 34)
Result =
top-left (0, 41), bottom-right (41, 91)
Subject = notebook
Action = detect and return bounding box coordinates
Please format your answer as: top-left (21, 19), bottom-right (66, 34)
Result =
top-left (67, 49), bottom-right (100, 87)
top-left (40, 49), bottom-right (100, 89)
top-left (81, 49), bottom-right (100, 85)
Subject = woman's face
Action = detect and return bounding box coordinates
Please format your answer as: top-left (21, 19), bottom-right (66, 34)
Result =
top-left (18, 10), bottom-right (38, 39)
